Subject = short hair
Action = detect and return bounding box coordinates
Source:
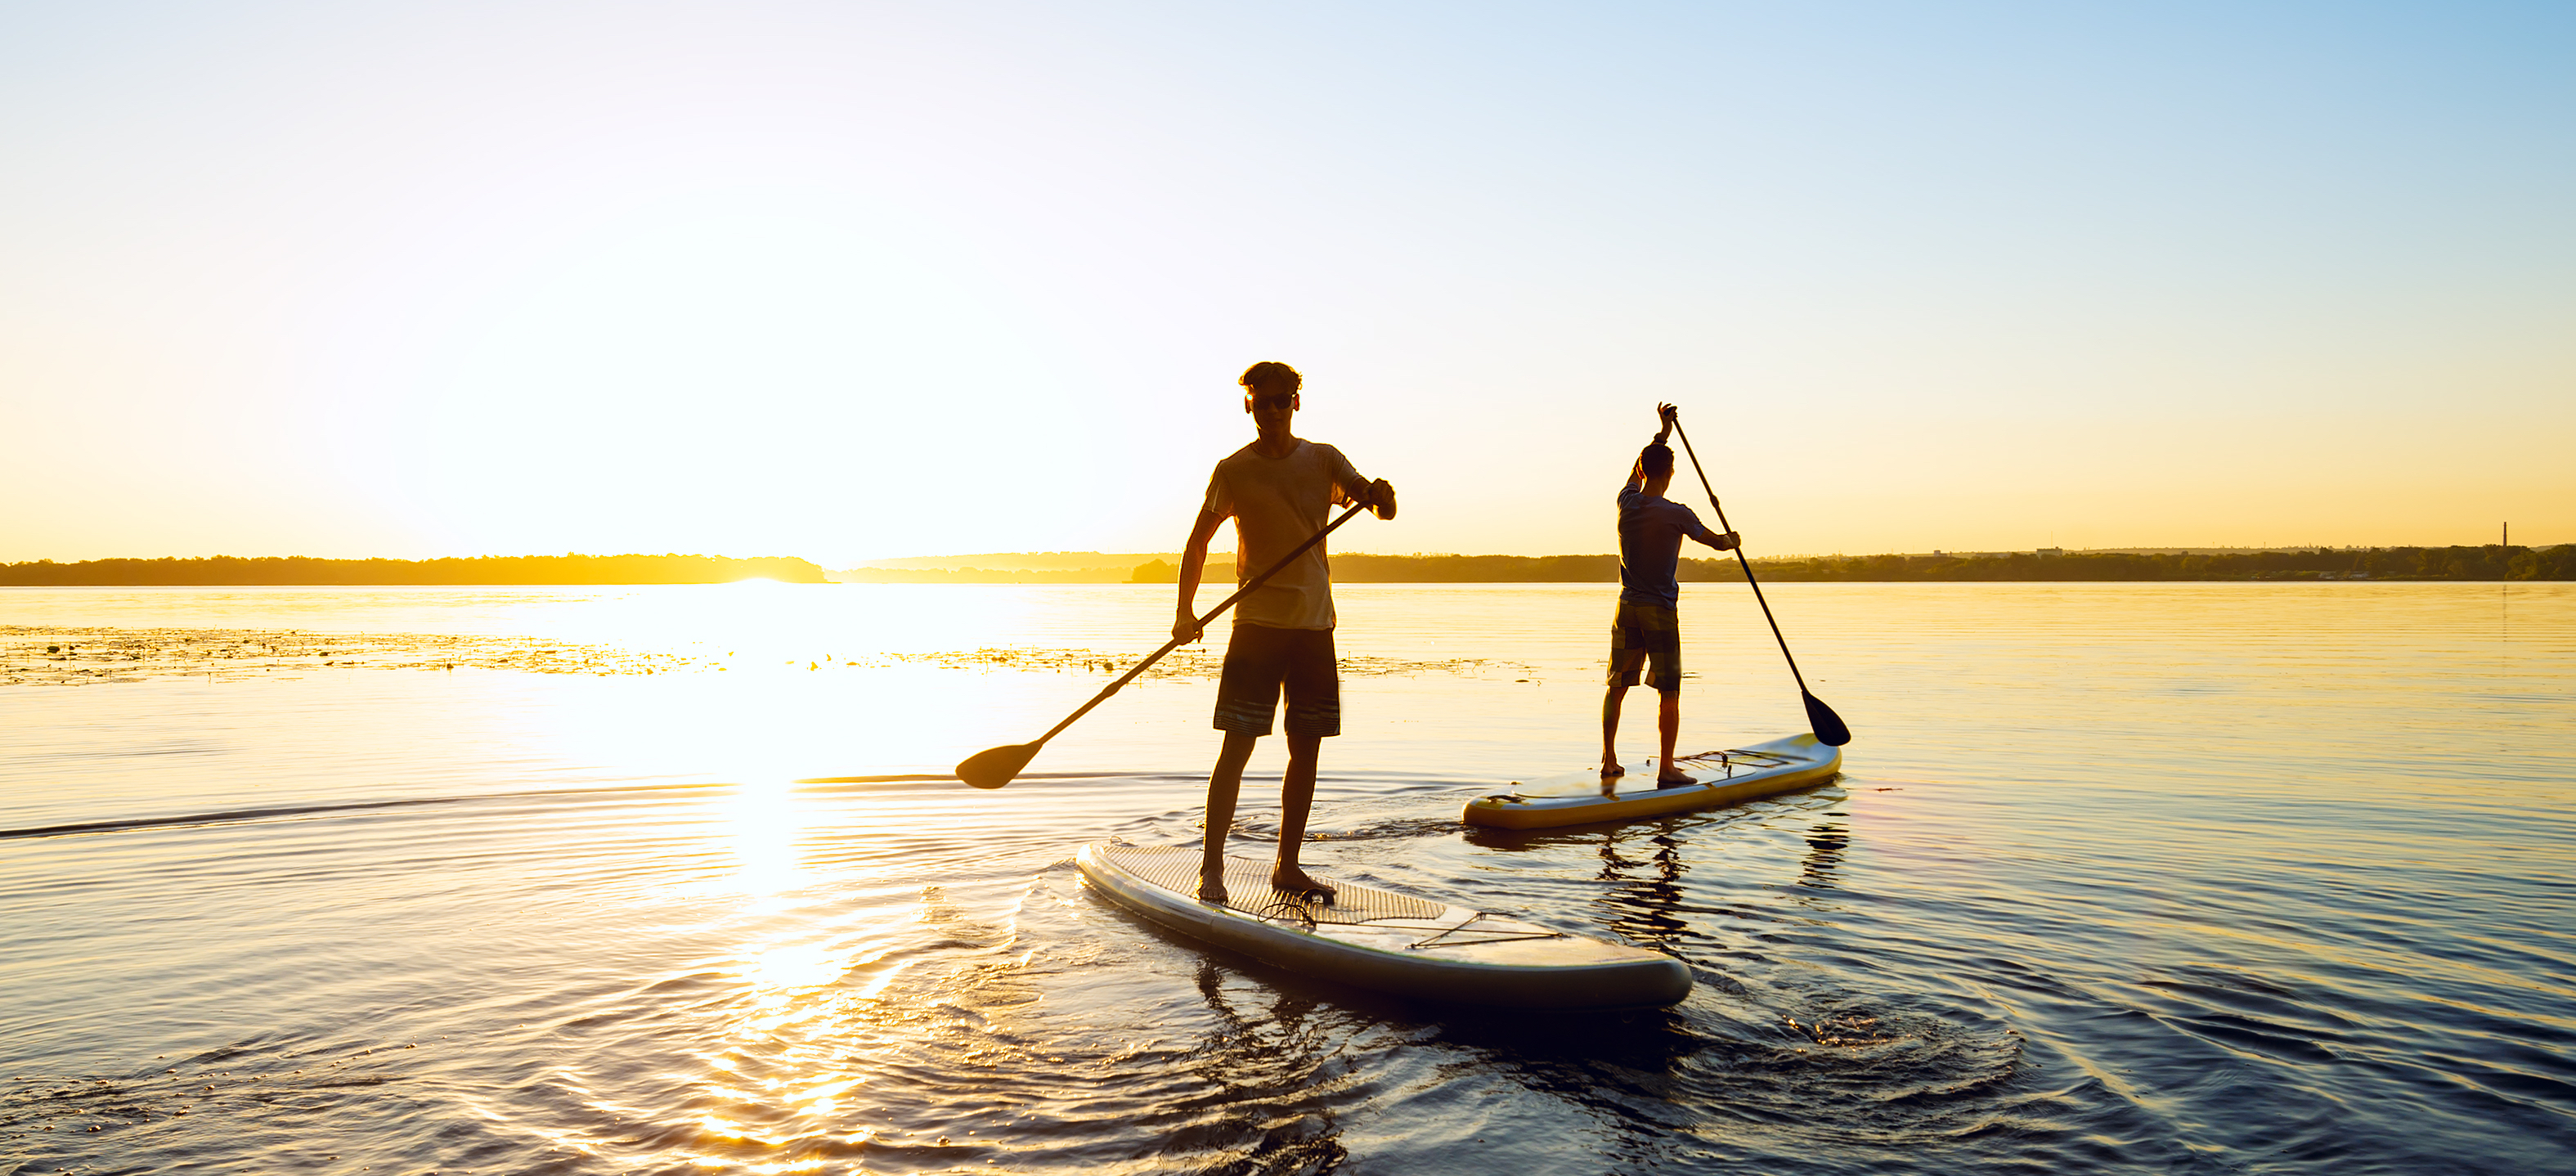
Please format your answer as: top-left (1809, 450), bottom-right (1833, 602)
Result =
top-left (1640, 443), bottom-right (1675, 478)
top-left (1239, 361), bottom-right (1301, 397)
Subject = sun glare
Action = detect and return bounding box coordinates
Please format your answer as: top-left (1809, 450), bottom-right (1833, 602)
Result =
top-left (725, 781), bottom-right (815, 902)
top-left (745, 943), bottom-right (843, 991)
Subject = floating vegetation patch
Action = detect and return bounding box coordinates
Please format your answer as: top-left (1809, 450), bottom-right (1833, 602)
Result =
top-left (852, 644), bottom-right (1230, 679)
top-left (2, 629), bottom-right (1531, 686)
top-left (0, 626), bottom-right (715, 685)
top-left (850, 646), bottom-right (1532, 680)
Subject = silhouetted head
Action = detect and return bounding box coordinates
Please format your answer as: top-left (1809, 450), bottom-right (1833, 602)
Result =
top-left (1640, 443), bottom-right (1674, 479)
top-left (1241, 361), bottom-right (1301, 434)
top-left (1236, 362), bottom-right (1298, 393)
top-left (1240, 361), bottom-right (1300, 397)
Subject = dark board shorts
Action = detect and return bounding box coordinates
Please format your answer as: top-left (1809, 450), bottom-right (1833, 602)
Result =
top-left (1609, 600), bottom-right (1683, 693)
top-left (1214, 622), bottom-right (1340, 738)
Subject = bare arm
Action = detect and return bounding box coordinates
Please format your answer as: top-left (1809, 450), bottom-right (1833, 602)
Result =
top-left (1362, 478), bottom-right (1397, 519)
top-left (1656, 404), bottom-right (1736, 550)
top-left (1618, 403), bottom-right (1676, 494)
top-left (1174, 508), bottom-right (1227, 642)
top-left (1326, 447), bottom-right (1396, 520)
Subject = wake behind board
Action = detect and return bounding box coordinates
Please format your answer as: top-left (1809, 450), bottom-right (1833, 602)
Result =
top-left (1461, 733), bottom-right (1842, 830)
top-left (1075, 843), bottom-right (1690, 1010)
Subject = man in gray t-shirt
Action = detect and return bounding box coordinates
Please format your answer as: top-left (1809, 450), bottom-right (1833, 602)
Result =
top-left (1604, 403), bottom-right (1739, 785)
top-left (1173, 361), bottom-right (1395, 905)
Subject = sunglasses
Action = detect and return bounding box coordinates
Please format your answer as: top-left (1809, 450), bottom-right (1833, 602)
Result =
top-left (1247, 393), bottom-right (1297, 410)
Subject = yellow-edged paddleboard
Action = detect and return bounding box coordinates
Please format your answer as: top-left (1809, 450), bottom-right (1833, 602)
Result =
top-left (1076, 843), bottom-right (1691, 1009)
top-left (1461, 733), bottom-right (1842, 830)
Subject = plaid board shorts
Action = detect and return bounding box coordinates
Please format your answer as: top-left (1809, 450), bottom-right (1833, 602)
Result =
top-left (1213, 622), bottom-right (1340, 738)
top-left (1608, 599), bottom-right (1684, 693)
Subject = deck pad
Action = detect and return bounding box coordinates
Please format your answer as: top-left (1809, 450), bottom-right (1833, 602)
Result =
top-left (1462, 733), bottom-right (1842, 830)
top-left (1091, 844), bottom-right (1446, 925)
top-left (1515, 748), bottom-right (1803, 799)
top-left (1076, 842), bottom-right (1694, 1008)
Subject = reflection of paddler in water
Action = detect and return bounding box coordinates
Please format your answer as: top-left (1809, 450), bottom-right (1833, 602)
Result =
top-left (1800, 817), bottom-right (1850, 890)
top-left (1602, 402), bottom-right (1739, 787)
top-left (1173, 361), bottom-right (1396, 906)
top-left (1183, 958), bottom-right (1353, 1166)
top-left (1595, 827), bottom-right (1692, 949)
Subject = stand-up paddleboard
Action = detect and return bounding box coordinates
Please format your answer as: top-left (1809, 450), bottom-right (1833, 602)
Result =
top-left (1461, 733), bottom-right (1841, 831)
top-left (1075, 843), bottom-right (1690, 1009)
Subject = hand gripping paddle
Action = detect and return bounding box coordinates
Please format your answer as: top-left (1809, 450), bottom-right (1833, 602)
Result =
top-left (956, 496), bottom-right (1384, 788)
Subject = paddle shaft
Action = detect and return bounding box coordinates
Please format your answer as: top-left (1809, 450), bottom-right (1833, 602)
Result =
top-left (1667, 415), bottom-right (1818, 697)
top-left (1025, 501), bottom-right (1371, 747)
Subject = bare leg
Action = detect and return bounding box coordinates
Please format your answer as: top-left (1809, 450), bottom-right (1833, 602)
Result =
top-left (1656, 690), bottom-right (1692, 783)
top-left (1198, 733), bottom-right (1259, 904)
top-left (1270, 733), bottom-right (1333, 899)
top-left (1601, 649), bottom-right (1645, 779)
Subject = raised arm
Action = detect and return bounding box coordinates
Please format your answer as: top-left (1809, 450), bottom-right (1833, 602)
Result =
top-left (1173, 507), bottom-right (1227, 642)
top-left (1621, 402), bottom-right (1680, 496)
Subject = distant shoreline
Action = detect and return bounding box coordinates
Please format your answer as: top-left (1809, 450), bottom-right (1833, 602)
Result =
top-left (5, 545), bottom-right (2563, 586)
top-left (0, 554), bottom-right (828, 586)
top-left (834, 545), bottom-right (2573, 584)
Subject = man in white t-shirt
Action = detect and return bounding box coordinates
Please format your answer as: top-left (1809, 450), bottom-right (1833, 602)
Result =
top-left (1173, 361), bottom-right (1395, 905)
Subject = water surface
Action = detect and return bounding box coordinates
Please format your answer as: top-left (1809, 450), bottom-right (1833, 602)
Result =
top-left (3, 582), bottom-right (2569, 1174)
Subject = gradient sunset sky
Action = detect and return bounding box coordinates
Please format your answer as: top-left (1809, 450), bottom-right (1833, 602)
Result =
top-left (4, 2), bottom-right (2569, 563)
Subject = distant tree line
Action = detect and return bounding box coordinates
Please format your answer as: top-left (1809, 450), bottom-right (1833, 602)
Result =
top-left (0, 554), bottom-right (830, 586)
top-left (1119, 545), bottom-right (2574, 584)
top-left (1327, 554), bottom-right (1624, 582)
top-left (840, 564), bottom-right (1159, 584)
top-left (1692, 545), bottom-right (2574, 583)
top-left (33, 548), bottom-right (2552, 588)
top-left (1128, 559), bottom-right (1226, 584)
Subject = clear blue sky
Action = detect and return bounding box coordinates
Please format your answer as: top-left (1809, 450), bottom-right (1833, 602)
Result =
top-left (3, 2), bottom-right (2569, 562)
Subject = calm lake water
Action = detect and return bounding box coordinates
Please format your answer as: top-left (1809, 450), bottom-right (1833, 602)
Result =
top-left (3, 582), bottom-right (2570, 1174)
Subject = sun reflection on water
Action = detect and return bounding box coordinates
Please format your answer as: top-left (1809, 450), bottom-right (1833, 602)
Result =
top-left (676, 931), bottom-right (919, 1169)
top-left (724, 781), bottom-right (818, 902)
top-left (631, 767), bottom-right (947, 1171)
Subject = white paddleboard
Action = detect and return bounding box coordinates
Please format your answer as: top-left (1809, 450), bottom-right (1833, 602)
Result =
top-left (1075, 843), bottom-right (1690, 1009)
top-left (1461, 733), bottom-right (1842, 829)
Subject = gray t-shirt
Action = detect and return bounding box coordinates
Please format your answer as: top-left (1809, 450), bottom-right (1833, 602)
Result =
top-left (1618, 482), bottom-right (1719, 608)
top-left (1202, 439), bottom-right (1371, 630)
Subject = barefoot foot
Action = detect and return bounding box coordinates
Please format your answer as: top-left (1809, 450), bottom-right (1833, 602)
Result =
top-left (1655, 772), bottom-right (1697, 788)
top-left (1270, 865), bottom-right (1335, 904)
top-left (1195, 873), bottom-right (1229, 905)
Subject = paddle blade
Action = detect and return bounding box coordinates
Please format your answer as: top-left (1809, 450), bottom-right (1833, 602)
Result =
top-left (955, 743), bottom-right (1041, 789)
top-left (1803, 691), bottom-right (1852, 747)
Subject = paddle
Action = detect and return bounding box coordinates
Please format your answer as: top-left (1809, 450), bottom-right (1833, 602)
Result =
top-left (955, 500), bottom-right (1380, 788)
top-left (1667, 411), bottom-right (1853, 747)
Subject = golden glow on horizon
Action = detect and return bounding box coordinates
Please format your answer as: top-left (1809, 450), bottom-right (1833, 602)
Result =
top-left (2, 7), bottom-right (2566, 561)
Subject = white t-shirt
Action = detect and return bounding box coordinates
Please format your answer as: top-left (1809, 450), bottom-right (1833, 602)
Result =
top-left (1201, 439), bottom-right (1371, 630)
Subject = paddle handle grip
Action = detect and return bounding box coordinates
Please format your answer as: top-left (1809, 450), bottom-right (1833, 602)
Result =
top-left (1029, 500), bottom-right (1372, 747)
